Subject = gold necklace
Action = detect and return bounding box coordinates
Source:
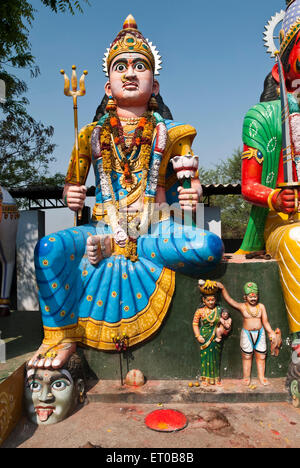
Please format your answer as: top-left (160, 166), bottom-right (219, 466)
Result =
top-left (120, 117), bottom-right (140, 124)
top-left (245, 303), bottom-right (260, 318)
top-left (204, 307), bottom-right (217, 325)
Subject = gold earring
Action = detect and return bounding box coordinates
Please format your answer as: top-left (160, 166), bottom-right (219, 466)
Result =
top-left (106, 95), bottom-right (117, 112)
top-left (79, 391), bottom-right (85, 404)
top-left (148, 93), bottom-right (158, 111)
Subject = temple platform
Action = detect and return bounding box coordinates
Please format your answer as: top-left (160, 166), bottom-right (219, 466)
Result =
top-left (86, 377), bottom-right (289, 404)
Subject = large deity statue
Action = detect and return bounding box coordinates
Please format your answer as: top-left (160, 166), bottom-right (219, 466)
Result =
top-left (28, 15), bottom-right (223, 370)
top-left (239, 1), bottom-right (300, 362)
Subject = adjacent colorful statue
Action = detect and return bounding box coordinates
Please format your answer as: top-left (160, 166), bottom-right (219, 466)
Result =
top-left (24, 353), bottom-right (85, 425)
top-left (28, 15), bottom-right (224, 371)
top-left (239, 0), bottom-right (300, 390)
top-left (192, 280), bottom-right (231, 386)
top-left (0, 186), bottom-right (19, 317)
top-left (218, 282), bottom-right (279, 387)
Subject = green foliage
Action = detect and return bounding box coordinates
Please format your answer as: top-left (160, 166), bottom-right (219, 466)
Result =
top-left (0, 111), bottom-right (58, 188)
top-left (0, 0), bottom-right (89, 190)
top-left (199, 149), bottom-right (251, 239)
top-left (40, 0), bottom-right (90, 15)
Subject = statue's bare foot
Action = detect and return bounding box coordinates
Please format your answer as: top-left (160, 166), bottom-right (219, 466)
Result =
top-left (242, 378), bottom-right (251, 387)
top-left (86, 235), bottom-right (112, 265)
top-left (259, 378), bottom-right (270, 386)
top-left (28, 342), bottom-right (77, 369)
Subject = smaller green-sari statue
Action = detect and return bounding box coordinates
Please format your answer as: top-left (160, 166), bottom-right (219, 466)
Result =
top-left (193, 280), bottom-right (232, 386)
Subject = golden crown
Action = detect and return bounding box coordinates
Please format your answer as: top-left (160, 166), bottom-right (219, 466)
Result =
top-left (103, 15), bottom-right (162, 76)
top-left (198, 280), bottom-right (219, 296)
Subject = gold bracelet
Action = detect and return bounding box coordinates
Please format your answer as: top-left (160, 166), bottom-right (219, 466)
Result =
top-left (267, 189), bottom-right (281, 211)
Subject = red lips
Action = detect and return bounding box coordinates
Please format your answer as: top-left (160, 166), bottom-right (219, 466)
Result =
top-left (123, 81), bottom-right (138, 89)
top-left (35, 406), bottom-right (55, 422)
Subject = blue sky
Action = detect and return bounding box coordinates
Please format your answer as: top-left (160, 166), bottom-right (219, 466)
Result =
top-left (11, 0), bottom-right (285, 186)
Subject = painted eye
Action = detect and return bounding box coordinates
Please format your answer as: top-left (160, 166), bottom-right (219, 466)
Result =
top-left (51, 380), bottom-right (68, 391)
top-left (135, 62), bottom-right (146, 71)
top-left (115, 63), bottom-right (127, 72)
top-left (29, 381), bottom-right (42, 392)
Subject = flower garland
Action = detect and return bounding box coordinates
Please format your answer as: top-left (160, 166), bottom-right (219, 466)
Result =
top-left (100, 110), bottom-right (156, 181)
top-left (97, 110), bottom-right (166, 261)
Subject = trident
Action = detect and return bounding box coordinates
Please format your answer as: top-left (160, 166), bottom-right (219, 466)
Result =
top-left (60, 65), bottom-right (88, 221)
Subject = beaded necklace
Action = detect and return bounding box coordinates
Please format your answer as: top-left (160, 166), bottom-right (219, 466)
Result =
top-left (245, 303), bottom-right (260, 318)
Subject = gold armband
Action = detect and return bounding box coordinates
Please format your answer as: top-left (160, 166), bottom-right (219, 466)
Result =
top-left (267, 189), bottom-right (281, 211)
top-left (242, 148), bottom-right (264, 165)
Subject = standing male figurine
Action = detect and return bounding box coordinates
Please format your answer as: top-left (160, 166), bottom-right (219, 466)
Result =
top-left (28, 15), bottom-right (224, 370)
top-left (218, 282), bottom-right (277, 387)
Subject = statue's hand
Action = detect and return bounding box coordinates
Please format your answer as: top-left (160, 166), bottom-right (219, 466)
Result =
top-left (269, 331), bottom-right (277, 344)
top-left (64, 184), bottom-right (87, 212)
top-left (177, 187), bottom-right (199, 212)
top-left (273, 189), bottom-right (296, 214)
top-left (197, 335), bottom-right (205, 344)
top-left (114, 226), bottom-right (128, 248)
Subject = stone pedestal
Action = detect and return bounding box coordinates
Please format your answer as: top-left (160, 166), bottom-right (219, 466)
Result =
top-left (16, 211), bottom-right (45, 311)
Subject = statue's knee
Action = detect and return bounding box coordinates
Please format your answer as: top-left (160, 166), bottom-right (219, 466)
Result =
top-left (242, 352), bottom-right (253, 361)
top-left (278, 226), bottom-right (300, 254)
top-left (34, 235), bottom-right (64, 262)
top-left (255, 352), bottom-right (266, 361)
top-left (207, 232), bottom-right (224, 258)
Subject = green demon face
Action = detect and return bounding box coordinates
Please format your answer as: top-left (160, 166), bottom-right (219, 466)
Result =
top-left (24, 367), bottom-right (84, 425)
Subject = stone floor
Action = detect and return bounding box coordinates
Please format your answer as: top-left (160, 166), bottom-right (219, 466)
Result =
top-left (1, 372), bottom-right (300, 448)
top-left (3, 400), bottom-right (300, 448)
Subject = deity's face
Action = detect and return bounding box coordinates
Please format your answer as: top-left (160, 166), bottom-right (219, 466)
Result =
top-left (285, 32), bottom-right (300, 90)
top-left (245, 293), bottom-right (259, 306)
top-left (105, 52), bottom-right (159, 109)
top-left (24, 368), bottom-right (84, 425)
top-left (273, 32), bottom-right (300, 91)
top-left (203, 295), bottom-right (217, 310)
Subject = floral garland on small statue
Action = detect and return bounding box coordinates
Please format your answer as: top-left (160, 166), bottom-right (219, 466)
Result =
top-left (98, 110), bottom-right (166, 261)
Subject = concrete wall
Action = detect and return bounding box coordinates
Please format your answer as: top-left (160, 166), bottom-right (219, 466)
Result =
top-left (16, 211), bottom-right (45, 311)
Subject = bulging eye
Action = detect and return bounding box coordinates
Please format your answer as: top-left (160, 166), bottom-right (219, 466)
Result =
top-left (51, 380), bottom-right (68, 391)
top-left (135, 62), bottom-right (146, 71)
top-left (115, 63), bottom-right (127, 72)
top-left (29, 381), bottom-right (42, 392)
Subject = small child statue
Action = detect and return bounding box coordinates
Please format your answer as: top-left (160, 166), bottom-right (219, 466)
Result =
top-left (217, 281), bottom-right (279, 387)
top-left (215, 310), bottom-right (232, 343)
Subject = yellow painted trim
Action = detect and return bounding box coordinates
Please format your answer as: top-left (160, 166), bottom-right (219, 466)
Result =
top-left (43, 267), bottom-right (176, 350)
